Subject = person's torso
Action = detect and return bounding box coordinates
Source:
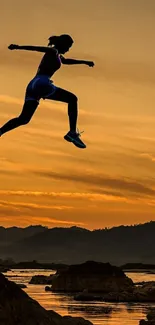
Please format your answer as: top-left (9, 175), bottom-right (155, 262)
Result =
top-left (36, 49), bottom-right (61, 77)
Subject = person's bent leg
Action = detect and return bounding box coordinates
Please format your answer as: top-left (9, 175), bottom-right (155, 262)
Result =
top-left (0, 100), bottom-right (39, 136)
top-left (46, 88), bottom-right (86, 148)
top-left (46, 88), bottom-right (78, 132)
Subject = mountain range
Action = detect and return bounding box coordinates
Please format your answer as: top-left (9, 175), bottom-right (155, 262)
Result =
top-left (0, 221), bottom-right (154, 265)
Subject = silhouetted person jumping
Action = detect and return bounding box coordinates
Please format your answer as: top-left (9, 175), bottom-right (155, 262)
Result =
top-left (0, 34), bottom-right (95, 149)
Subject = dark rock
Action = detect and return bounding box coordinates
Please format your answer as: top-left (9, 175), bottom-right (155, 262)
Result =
top-left (29, 275), bottom-right (54, 285)
top-left (103, 291), bottom-right (134, 302)
top-left (139, 308), bottom-right (155, 324)
top-left (52, 261), bottom-right (133, 293)
top-left (73, 280), bottom-right (155, 303)
top-left (147, 309), bottom-right (155, 321)
top-left (134, 282), bottom-right (155, 302)
top-left (45, 286), bottom-right (52, 292)
top-left (47, 310), bottom-right (93, 325)
top-left (139, 320), bottom-right (155, 324)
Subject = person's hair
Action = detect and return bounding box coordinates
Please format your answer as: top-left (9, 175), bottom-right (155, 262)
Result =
top-left (48, 34), bottom-right (73, 46)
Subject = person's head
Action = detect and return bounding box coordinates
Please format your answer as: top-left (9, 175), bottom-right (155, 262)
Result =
top-left (48, 34), bottom-right (73, 54)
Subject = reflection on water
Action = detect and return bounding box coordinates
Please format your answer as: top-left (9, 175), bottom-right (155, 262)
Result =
top-left (126, 271), bottom-right (155, 283)
top-left (5, 269), bottom-right (155, 325)
top-left (68, 304), bottom-right (113, 314)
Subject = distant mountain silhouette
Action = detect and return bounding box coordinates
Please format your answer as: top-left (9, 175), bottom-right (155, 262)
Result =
top-left (0, 222), bottom-right (155, 265)
top-left (0, 225), bottom-right (47, 246)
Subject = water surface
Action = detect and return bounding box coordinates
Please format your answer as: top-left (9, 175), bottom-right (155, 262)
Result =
top-left (6, 269), bottom-right (155, 325)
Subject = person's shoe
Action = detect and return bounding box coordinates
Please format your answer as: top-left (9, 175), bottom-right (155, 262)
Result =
top-left (64, 129), bottom-right (86, 149)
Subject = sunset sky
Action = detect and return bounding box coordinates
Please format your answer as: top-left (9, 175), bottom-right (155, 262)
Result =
top-left (0, 0), bottom-right (155, 229)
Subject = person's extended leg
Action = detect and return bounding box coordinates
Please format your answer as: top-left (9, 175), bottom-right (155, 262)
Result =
top-left (47, 87), bottom-right (86, 148)
top-left (0, 100), bottom-right (39, 136)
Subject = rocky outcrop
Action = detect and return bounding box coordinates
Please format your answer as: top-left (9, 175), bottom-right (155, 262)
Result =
top-left (133, 282), bottom-right (155, 302)
top-left (74, 281), bottom-right (155, 302)
top-left (74, 290), bottom-right (133, 302)
top-left (51, 261), bottom-right (155, 303)
top-left (0, 272), bottom-right (93, 325)
top-left (139, 308), bottom-right (155, 324)
top-left (51, 261), bottom-right (133, 293)
top-left (45, 286), bottom-right (52, 292)
top-left (29, 274), bottom-right (54, 285)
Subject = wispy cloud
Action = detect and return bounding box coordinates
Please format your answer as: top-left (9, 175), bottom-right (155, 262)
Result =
top-left (0, 189), bottom-right (133, 204)
top-left (0, 197), bottom-right (86, 227)
top-left (0, 199), bottom-right (73, 211)
top-left (0, 211), bottom-right (86, 227)
top-left (22, 216), bottom-right (86, 226)
top-left (0, 187), bottom-right (152, 204)
top-left (32, 170), bottom-right (155, 197)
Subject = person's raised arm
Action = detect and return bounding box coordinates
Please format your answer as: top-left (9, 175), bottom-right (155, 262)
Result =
top-left (60, 55), bottom-right (94, 67)
top-left (8, 44), bottom-right (55, 53)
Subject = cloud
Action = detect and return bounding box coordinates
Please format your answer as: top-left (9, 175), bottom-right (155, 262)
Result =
top-left (89, 187), bottom-right (126, 198)
top-left (0, 198), bottom-right (86, 227)
top-left (0, 189), bottom-right (132, 203)
top-left (0, 182), bottom-right (153, 204)
top-left (0, 199), bottom-right (74, 211)
top-left (21, 216), bottom-right (86, 226)
top-left (0, 210), bottom-right (86, 227)
top-left (32, 170), bottom-right (155, 197)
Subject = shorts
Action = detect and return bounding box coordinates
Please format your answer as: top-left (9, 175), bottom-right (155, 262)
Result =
top-left (24, 75), bottom-right (57, 103)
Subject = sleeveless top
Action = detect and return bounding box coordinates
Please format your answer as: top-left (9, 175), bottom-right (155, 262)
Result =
top-left (36, 48), bottom-right (61, 78)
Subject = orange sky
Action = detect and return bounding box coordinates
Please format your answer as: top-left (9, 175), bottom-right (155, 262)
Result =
top-left (0, 0), bottom-right (155, 229)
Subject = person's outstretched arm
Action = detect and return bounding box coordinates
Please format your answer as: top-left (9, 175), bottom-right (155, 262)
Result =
top-left (8, 44), bottom-right (55, 53)
top-left (60, 55), bottom-right (94, 67)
